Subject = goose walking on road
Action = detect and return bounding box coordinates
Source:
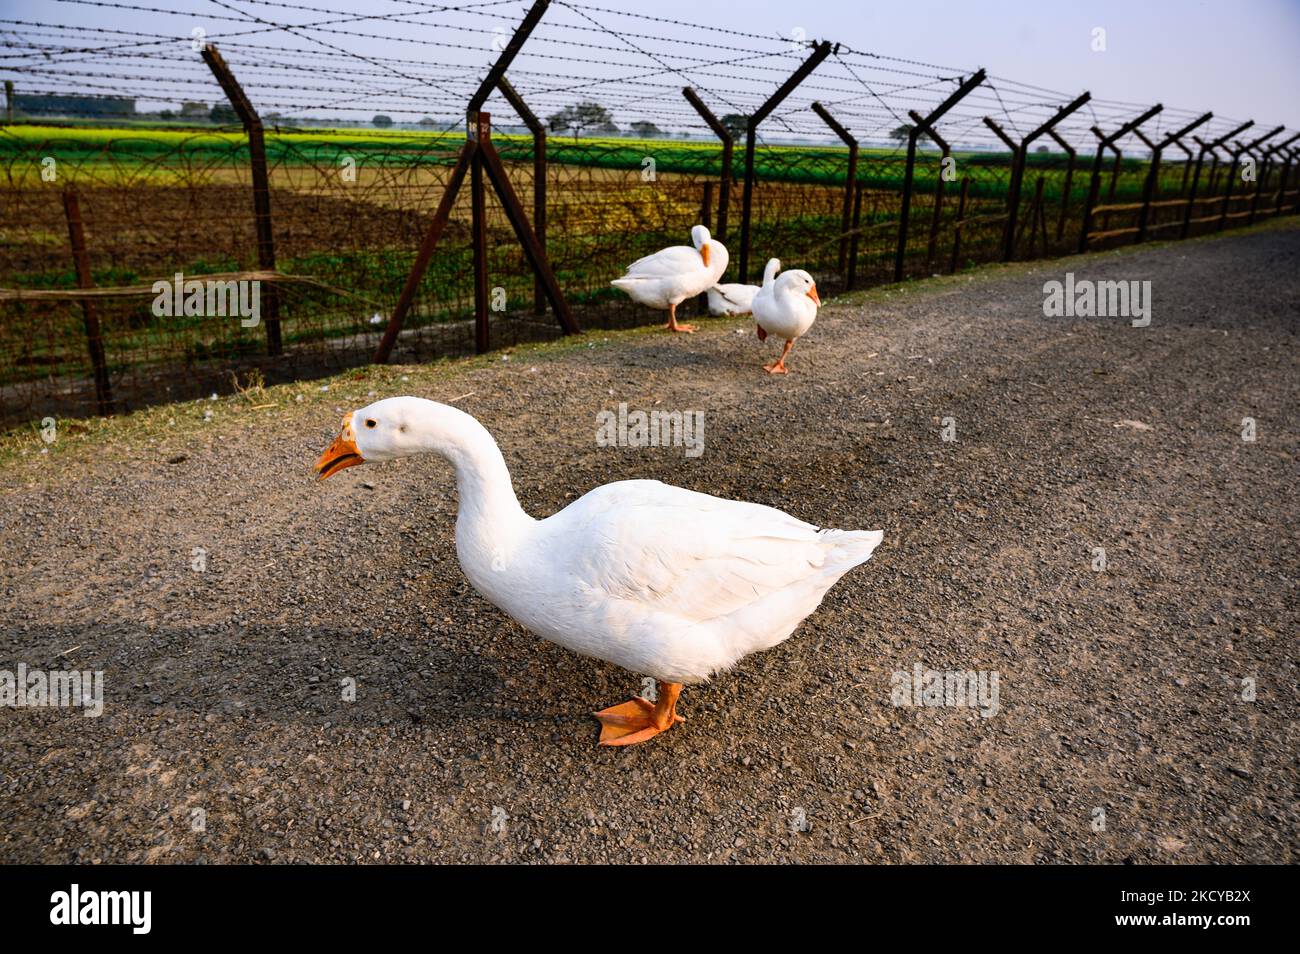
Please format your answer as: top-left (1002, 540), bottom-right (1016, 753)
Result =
top-left (751, 258), bottom-right (820, 374)
top-left (315, 397), bottom-right (885, 746)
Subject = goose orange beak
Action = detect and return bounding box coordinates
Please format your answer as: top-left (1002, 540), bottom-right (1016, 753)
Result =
top-left (700, 244), bottom-right (710, 268)
top-left (808, 284), bottom-right (821, 306)
top-left (315, 413), bottom-right (364, 480)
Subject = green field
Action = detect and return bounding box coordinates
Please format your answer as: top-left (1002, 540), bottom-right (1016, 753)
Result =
top-left (1, 119), bottom-right (1200, 412)
top-left (0, 121), bottom-right (1176, 201)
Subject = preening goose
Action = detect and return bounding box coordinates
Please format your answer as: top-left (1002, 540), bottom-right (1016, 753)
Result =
top-left (707, 282), bottom-right (761, 317)
top-left (315, 397), bottom-right (884, 746)
top-left (751, 258), bottom-right (820, 374)
top-left (611, 225), bottom-right (728, 333)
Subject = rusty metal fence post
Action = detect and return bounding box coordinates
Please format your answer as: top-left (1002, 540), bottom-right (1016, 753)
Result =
top-left (1100, 133), bottom-right (1123, 231)
top-left (1274, 141), bottom-right (1300, 215)
top-left (846, 181), bottom-right (863, 289)
top-left (477, 127), bottom-right (578, 334)
top-left (811, 101), bottom-right (858, 278)
top-left (1022, 176), bottom-right (1047, 256)
top-left (1175, 142), bottom-right (1194, 196)
top-left (374, 142), bottom-right (476, 363)
top-left (496, 75), bottom-right (547, 316)
top-left (1248, 145), bottom-right (1274, 224)
top-left (1221, 126), bottom-right (1282, 230)
top-left (1130, 127), bottom-right (1160, 234)
top-left (1136, 112), bottom-right (1212, 242)
top-left (1251, 131), bottom-right (1298, 222)
top-left (1089, 128), bottom-right (1123, 236)
top-left (62, 190), bottom-right (114, 415)
top-left (909, 110), bottom-right (950, 271)
top-left (200, 44), bottom-right (281, 356)
top-left (1218, 142), bottom-right (1246, 231)
top-left (1184, 135), bottom-right (1215, 239)
top-left (895, 69), bottom-right (986, 283)
top-left (981, 116), bottom-right (1019, 252)
top-left (1046, 129), bottom-right (1076, 242)
top-left (738, 40), bottom-right (833, 282)
top-left (375, 0), bottom-right (576, 364)
top-left (469, 113), bottom-right (491, 354)
top-left (682, 87), bottom-right (733, 242)
top-left (989, 92), bottom-right (1090, 261)
top-left (467, 1), bottom-right (578, 339)
top-left (1207, 150), bottom-right (1224, 195)
top-left (948, 176), bottom-right (970, 273)
top-left (1077, 104), bottom-right (1162, 253)
top-left (1284, 147), bottom-right (1294, 213)
top-left (1182, 121), bottom-right (1252, 238)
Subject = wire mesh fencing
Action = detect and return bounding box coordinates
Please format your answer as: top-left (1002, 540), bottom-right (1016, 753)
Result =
top-left (1, 0), bottom-right (1297, 425)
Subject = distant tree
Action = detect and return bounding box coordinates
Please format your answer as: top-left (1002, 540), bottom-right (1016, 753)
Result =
top-left (372, 114), bottom-right (394, 127)
top-left (720, 113), bottom-right (748, 139)
top-left (209, 103), bottom-right (237, 124)
top-left (889, 123), bottom-right (913, 143)
top-left (14, 93), bottom-right (134, 118)
top-left (595, 120), bottom-right (619, 135)
top-left (417, 116), bottom-right (437, 126)
top-left (547, 101), bottom-right (613, 140)
top-left (179, 101), bottom-right (208, 119)
top-left (630, 120), bottom-right (662, 138)
top-left (1035, 144), bottom-right (1049, 154)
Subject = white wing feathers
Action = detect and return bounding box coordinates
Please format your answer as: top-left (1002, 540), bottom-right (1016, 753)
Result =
top-left (616, 245), bottom-right (703, 281)
top-left (567, 481), bottom-right (879, 624)
top-left (707, 283), bottom-right (759, 315)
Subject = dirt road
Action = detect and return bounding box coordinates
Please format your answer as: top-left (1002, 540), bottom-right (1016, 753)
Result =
top-left (2, 222), bottom-right (1296, 863)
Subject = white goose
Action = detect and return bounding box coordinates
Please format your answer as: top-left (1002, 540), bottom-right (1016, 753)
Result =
top-left (706, 282), bottom-right (761, 317)
top-left (751, 258), bottom-right (820, 374)
top-left (611, 225), bottom-right (728, 333)
top-left (315, 397), bottom-right (884, 746)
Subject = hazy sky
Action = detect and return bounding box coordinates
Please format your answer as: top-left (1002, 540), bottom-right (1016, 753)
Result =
top-left (641, 0), bottom-right (1300, 127)
top-left (5, 0), bottom-right (1298, 143)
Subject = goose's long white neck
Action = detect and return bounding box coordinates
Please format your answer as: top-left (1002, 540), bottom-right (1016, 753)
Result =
top-left (436, 416), bottom-right (530, 530)
top-left (443, 419), bottom-right (538, 600)
top-left (450, 430), bottom-right (525, 522)
top-left (393, 402), bottom-right (535, 565)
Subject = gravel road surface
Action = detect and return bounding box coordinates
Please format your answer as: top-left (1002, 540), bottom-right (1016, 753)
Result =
top-left (2, 222), bottom-right (1296, 863)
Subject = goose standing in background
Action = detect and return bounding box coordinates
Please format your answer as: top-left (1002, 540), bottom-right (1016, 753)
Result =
top-left (707, 282), bottom-right (761, 317)
top-left (611, 225), bottom-right (728, 333)
top-left (751, 258), bottom-right (820, 374)
top-left (315, 397), bottom-right (884, 746)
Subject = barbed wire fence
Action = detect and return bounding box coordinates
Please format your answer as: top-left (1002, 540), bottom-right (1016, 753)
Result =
top-left (1, 0), bottom-right (1296, 423)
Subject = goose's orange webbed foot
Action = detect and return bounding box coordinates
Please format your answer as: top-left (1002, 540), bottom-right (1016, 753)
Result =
top-left (664, 304), bottom-right (696, 334)
top-left (763, 339), bottom-right (794, 374)
top-left (594, 682), bottom-right (685, 746)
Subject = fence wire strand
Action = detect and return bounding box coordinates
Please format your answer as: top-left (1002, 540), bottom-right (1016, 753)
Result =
top-left (0, 1), bottom-right (1292, 423)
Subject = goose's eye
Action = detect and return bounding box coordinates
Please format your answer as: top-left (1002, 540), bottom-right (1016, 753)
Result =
top-left (365, 418), bottom-right (377, 429)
